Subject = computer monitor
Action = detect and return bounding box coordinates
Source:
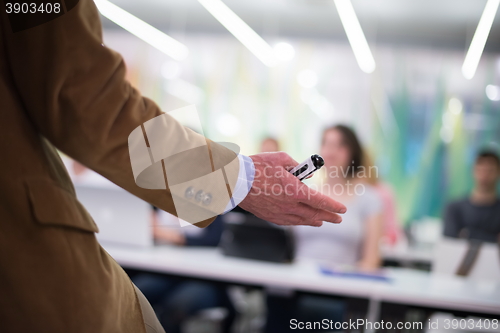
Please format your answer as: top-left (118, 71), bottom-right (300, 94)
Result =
top-left (75, 184), bottom-right (153, 248)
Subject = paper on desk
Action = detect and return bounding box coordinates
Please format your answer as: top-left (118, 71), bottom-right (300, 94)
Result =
top-left (319, 265), bottom-right (392, 282)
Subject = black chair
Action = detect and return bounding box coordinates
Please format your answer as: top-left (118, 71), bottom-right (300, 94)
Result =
top-left (220, 210), bottom-right (295, 263)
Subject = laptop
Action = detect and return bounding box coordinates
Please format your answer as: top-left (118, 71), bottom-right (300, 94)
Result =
top-left (433, 237), bottom-right (500, 281)
top-left (220, 209), bottom-right (295, 263)
top-left (74, 184), bottom-right (153, 248)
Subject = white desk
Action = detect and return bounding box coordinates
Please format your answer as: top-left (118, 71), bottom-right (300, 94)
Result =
top-left (104, 245), bottom-right (500, 317)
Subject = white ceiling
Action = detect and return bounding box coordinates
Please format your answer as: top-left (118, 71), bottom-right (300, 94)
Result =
top-left (102, 0), bottom-right (500, 52)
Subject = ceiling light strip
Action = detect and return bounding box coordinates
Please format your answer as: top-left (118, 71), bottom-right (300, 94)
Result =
top-left (334, 0), bottom-right (376, 73)
top-left (94, 0), bottom-right (189, 61)
top-left (462, 0), bottom-right (500, 80)
top-left (198, 0), bottom-right (277, 67)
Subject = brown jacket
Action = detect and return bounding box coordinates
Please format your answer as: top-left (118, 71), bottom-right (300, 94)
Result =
top-left (0, 1), bottom-right (238, 332)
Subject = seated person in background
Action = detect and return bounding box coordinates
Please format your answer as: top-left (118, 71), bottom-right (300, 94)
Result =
top-left (443, 150), bottom-right (500, 243)
top-left (363, 154), bottom-right (403, 246)
top-left (265, 125), bottom-right (383, 333)
top-left (260, 136), bottom-right (281, 153)
top-left (131, 213), bottom-right (235, 333)
top-left (150, 207), bottom-right (225, 247)
top-left (295, 125), bottom-right (384, 271)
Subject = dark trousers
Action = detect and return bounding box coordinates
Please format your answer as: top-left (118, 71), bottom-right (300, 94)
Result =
top-left (265, 294), bottom-right (345, 333)
top-left (133, 273), bottom-right (236, 333)
top-left (133, 283), bottom-right (166, 333)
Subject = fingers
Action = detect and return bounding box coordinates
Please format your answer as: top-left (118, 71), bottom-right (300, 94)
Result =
top-left (277, 152), bottom-right (299, 169)
top-left (281, 214), bottom-right (324, 227)
top-left (290, 203), bottom-right (343, 224)
top-left (295, 183), bottom-right (347, 214)
top-left (243, 151), bottom-right (346, 228)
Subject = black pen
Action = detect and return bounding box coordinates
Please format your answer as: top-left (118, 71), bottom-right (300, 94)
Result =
top-left (289, 154), bottom-right (325, 181)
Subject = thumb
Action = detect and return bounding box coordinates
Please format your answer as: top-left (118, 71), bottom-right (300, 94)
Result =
top-left (277, 152), bottom-right (299, 169)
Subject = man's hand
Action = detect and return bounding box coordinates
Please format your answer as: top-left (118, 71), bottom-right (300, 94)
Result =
top-left (239, 152), bottom-right (346, 227)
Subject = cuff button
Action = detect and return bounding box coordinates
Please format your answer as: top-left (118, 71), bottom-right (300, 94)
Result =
top-left (195, 190), bottom-right (204, 202)
top-left (202, 193), bottom-right (212, 206)
top-left (185, 186), bottom-right (195, 199)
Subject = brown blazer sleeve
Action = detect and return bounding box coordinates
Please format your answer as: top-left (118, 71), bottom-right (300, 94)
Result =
top-left (1, 0), bottom-right (239, 227)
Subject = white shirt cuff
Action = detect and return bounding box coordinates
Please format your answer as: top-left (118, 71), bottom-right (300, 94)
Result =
top-left (223, 155), bottom-right (255, 214)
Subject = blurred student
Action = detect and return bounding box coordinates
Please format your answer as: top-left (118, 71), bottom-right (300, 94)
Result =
top-left (363, 154), bottom-right (402, 246)
top-left (295, 125), bottom-right (384, 270)
top-left (265, 125), bottom-right (383, 332)
top-left (443, 150), bottom-right (500, 243)
top-left (260, 137), bottom-right (281, 153)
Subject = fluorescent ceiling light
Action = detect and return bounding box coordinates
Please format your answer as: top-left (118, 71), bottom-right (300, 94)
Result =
top-left (486, 84), bottom-right (500, 101)
top-left (297, 70), bottom-right (318, 89)
top-left (198, 0), bottom-right (277, 67)
top-left (217, 114), bottom-right (241, 137)
top-left (448, 97), bottom-right (463, 114)
top-left (273, 42), bottom-right (295, 62)
top-left (94, 0), bottom-right (189, 61)
top-left (334, 0), bottom-right (376, 73)
top-left (462, 0), bottom-right (500, 80)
